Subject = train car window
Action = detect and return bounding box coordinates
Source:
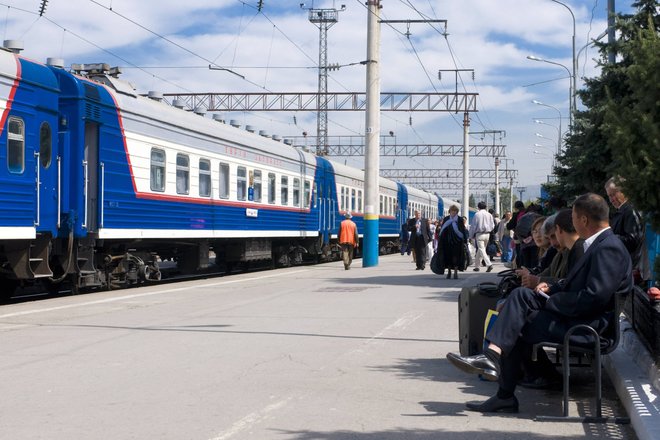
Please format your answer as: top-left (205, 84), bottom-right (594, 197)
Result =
top-left (268, 173), bottom-right (276, 204)
top-left (253, 170), bottom-right (262, 203)
top-left (281, 176), bottom-right (289, 205)
top-left (358, 190), bottom-right (363, 213)
top-left (176, 154), bottom-right (190, 195)
top-left (199, 158), bottom-right (211, 197)
top-left (351, 189), bottom-right (356, 212)
top-left (7, 117), bottom-right (25, 174)
top-left (39, 122), bottom-right (52, 168)
top-left (219, 162), bottom-right (230, 199)
top-left (293, 178), bottom-right (300, 207)
top-left (150, 148), bottom-right (166, 192)
top-left (303, 180), bottom-right (311, 208)
top-left (339, 187), bottom-right (344, 211)
top-left (379, 195), bottom-right (383, 215)
top-left (237, 166), bottom-right (247, 201)
top-left (341, 187), bottom-right (346, 211)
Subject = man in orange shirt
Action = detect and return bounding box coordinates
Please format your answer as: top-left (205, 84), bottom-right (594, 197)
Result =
top-left (339, 213), bottom-right (359, 270)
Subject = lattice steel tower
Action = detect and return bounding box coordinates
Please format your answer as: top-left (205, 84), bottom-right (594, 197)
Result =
top-left (304, 4), bottom-right (345, 156)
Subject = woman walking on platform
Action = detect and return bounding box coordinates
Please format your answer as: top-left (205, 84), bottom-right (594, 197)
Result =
top-left (438, 205), bottom-right (469, 279)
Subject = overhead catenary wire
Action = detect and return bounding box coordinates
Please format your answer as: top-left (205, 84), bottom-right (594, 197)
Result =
top-left (396, 0), bottom-right (496, 136)
top-left (86, 0), bottom-right (248, 80)
top-left (0, 2), bottom-right (195, 92)
top-left (5, 1), bottom-right (480, 159)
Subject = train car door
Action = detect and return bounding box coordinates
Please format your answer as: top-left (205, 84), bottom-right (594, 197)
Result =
top-left (315, 157), bottom-right (335, 245)
top-left (83, 121), bottom-right (99, 233)
top-left (35, 119), bottom-right (59, 233)
top-left (396, 182), bottom-right (408, 227)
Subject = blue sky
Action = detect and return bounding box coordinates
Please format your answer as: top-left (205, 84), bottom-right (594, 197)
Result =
top-left (0, 0), bottom-right (635, 200)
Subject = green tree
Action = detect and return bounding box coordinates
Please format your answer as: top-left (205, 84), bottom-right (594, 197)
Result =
top-left (550, 0), bottom-right (659, 212)
top-left (488, 187), bottom-right (513, 214)
top-left (603, 13), bottom-right (660, 230)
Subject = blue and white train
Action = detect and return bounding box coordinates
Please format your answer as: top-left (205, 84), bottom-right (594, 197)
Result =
top-left (0, 46), bottom-right (460, 294)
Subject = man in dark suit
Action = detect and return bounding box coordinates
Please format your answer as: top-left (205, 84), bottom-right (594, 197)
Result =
top-left (605, 177), bottom-right (648, 283)
top-left (409, 210), bottom-right (432, 270)
top-left (446, 193), bottom-right (633, 413)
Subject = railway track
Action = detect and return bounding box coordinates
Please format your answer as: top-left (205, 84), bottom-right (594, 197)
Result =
top-left (2, 254), bottom-right (349, 306)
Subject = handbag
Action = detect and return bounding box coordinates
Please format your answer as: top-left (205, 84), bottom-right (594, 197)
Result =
top-left (496, 269), bottom-right (520, 299)
top-left (431, 252), bottom-right (445, 275)
top-left (462, 242), bottom-right (473, 270)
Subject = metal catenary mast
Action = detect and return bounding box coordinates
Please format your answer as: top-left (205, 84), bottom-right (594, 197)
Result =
top-left (302, 3), bottom-right (345, 156)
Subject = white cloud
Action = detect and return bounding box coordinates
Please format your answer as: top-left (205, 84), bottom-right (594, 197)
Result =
top-left (0, 0), bottom-right (619, 187)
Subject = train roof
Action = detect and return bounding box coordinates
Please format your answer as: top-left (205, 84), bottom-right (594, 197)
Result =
top-left (0, 50), bottom-right (59, 93)
top-left (55, 68), bottom-right (318, 168)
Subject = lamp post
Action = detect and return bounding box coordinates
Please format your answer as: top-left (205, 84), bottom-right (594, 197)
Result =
top-left (534, 141), bottom-right (556, 168)
top-left (532, 100), bottom-right (562, 153)
top-left (549, 0), bottom-right (576, 121)
top-left (527, 55), bottom-right (573, 128)
top-left (534, 119), bottom-right (561, 163)
top-left (576, 30), bottom-right (608, 76)
top-left (535, 133), bottom-right (558, 163)
top-left (534, 142), bottom-right (555, 153)
top-left (502, 158), bottom-right (515, 213)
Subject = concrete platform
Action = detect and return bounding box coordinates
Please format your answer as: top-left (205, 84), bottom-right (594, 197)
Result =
top-left (0, 255), bottom-right (640, 439)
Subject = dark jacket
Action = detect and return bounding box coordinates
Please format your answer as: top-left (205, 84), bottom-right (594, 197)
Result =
top-left (546, 229), bottom-right (632, 321)
top-left (439, 215), bottom-right (469, 270)
top-left (610, 202), bottom-right (645, 268)
top-left (409, 217), bottom-right (433, 247)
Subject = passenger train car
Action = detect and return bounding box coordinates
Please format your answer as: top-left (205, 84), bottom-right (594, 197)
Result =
top-left (0, 46), bottom-right (460, 295)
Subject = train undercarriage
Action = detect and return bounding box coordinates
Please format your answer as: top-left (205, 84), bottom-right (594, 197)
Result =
top-left (0, 234), bottom-right (400, 300)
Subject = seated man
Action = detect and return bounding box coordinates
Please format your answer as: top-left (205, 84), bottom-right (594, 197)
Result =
top-left (446, 193), bottom-right (633, 413)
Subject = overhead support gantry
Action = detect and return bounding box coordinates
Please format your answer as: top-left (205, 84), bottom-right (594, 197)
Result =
top-left (380, 168), bottom-right (518, 180)
top-left (162, 92), bottom-right (478, 113)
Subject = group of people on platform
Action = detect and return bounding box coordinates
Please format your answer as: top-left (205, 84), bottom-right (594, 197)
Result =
top-left (399, 178), bottom-right (650, 288)
top-left (442, 178), bottom-right (651, 414)
top-left (340, 176), bottom-right (651, 413)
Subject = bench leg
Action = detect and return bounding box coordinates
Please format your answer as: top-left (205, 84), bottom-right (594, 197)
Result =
top-left (535, 325), bottom-right (631, 424)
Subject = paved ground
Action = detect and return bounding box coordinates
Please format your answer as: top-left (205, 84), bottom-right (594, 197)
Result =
top-left (0, 255), bottom-right (637, 439)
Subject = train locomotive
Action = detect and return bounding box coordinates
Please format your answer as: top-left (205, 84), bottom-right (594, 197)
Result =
top-left (0, 45), bottom-right (459, 296)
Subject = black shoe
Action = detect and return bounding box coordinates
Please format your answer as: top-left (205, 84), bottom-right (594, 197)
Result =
top-left (473, 267), bottom-right (480, 272)
top-left (415, 267), bottom-right (421, 270)
top-left (487, 265), bottom-right (494, 272)
top-left (446, 352), bottom-right (499, 381)
top-left (466, 394), bottom-right (519, 413)
top-left (518, 374), bottom-right (562, 390)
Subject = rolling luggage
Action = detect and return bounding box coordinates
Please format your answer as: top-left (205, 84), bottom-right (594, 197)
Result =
top-left (458, 282), bottom-right (500, 356)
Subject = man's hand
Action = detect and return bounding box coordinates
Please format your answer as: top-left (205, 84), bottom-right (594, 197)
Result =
top-left (515, 267), bottom-right (529, 278)
top-left (521, 272), bottom-right (540, 289)
top-left (535, 282), bottom-right (550, 294)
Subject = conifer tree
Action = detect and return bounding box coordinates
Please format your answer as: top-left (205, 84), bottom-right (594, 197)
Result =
top-left (547, 0), bottom-right (659, 225)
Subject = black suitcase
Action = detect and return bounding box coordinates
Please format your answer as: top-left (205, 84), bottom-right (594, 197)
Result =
top-left (458, 282), bottom-right (500, 356)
